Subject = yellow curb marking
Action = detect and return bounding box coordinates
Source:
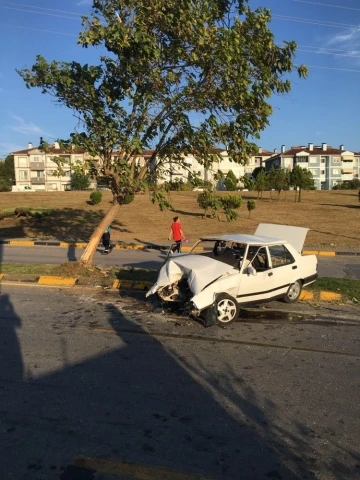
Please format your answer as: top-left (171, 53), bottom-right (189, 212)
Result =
top-left (9, 240), bottom-right (35, 246)
top-left (113, 279), bottom-right (152, 290)
top-left (38, 276), bottom-right (78, 286)
top-left (300, 290), bottom-right (314, 301)
top-left (302, 250), bottom-right (318, 255)
top-left (74, 457), bottom-right (208, 480)
top-left (318, 251), bottom-right (336, 256)
top-left (114, 244), bottom-right (144, 250)
top-left (320, 291), bottom-right (342, 301)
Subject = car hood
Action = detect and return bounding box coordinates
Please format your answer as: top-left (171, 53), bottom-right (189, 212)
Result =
top-left (146, 255), bottom-right (235, 297)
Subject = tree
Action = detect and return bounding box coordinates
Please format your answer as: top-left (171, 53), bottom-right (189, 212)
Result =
top-left (197, 190), bottom-right (217, 218)
top-left (0, 155), bottom-right (15, 191)
top-left (218, 194), bottom-right (242, 221)
top-left (71, 171), bottom-right (91, 190)
top-left (254, 169), bottom-right (266, 199)
top-left (252, 166), bottom-right (265, 179)
top-left (247, 199), bottom-right (256, 217)
top-left (224, 170), bottom-right (238, 191)
top-left (273, 168), bottom-right (290, 198)
top-left (266, 166), bottom-right (277, 200)
top-left (290, 165), bottom-right (314, 202)
top-left (18, 0), bottom-right (307, 266)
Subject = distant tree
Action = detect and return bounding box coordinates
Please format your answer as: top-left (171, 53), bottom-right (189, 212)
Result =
top-left (252, 166), bottom-right (265, 179)
top-left (349, 178), bottom-right (360, 189)
top-left (224, 170), bottom-right (238, 191)
top-left (71, 171), bottom-right (90, 190)
top-left (197, 190), bottom-right (217, 218)
top-left (241, 175), bottom-right (256, 191)
top-left (290, 165), bottom-right (314, 202)
top-left (273, 168), bottom-right (290, 198)
top-left (218, 194), bottom-right (242, 221)
top-left (247, 199), bottom-right (256, 218)
top-left (0, 155), bottom-right (15, 191)
top-left (255, 169), bottom-right (266, 199)
top-left (266, 166), bottom-right (277, 200)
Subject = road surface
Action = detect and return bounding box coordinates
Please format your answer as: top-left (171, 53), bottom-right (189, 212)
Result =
top-left (0, 285), bottom-right (359, 479)
top-left (1, 244), bottom-right (360, 279)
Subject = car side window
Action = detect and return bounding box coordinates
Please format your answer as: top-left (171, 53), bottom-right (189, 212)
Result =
top-left (242, 246), bottom-right (269, 272)
top-left (269, 245), bottom-right (295, 268)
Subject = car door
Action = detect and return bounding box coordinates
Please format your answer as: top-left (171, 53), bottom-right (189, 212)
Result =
top-left (236, 246), bottom-right (276, 304)
top-left (266, 244), bottom-right (298, 299)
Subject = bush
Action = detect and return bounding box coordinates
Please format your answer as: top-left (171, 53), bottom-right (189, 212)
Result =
top-left (218, 194), bottom-right (242, 222)
top-left (90, 190), bottom-right (103, 205)
top-left (247, 199), bottom-right (256, 218)
top-left (0, 208), bottom-right (16, 219)
top-left (197, 190), bottom-right (218, 217)
top-left (218, 194), bottom-right (242, 210)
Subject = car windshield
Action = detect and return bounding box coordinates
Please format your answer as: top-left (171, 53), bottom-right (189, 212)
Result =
top-left (188, 239), bottom-right (246, 267)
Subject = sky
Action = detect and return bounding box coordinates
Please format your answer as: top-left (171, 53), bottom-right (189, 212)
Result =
top-left (0, 0), bottom-right (359, 157)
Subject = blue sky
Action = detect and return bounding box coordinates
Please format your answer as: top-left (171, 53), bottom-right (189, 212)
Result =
top-left (0, 0), bottom-right (359, 157)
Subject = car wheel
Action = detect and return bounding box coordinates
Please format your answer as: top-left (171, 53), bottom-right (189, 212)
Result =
top-left (283, 280), bottom-right (302, 303)
top-left (215, 293), bottom-right (239, 325)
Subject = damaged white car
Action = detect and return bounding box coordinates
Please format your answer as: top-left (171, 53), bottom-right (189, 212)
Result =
top-left (146, 224), bottom-right (318, 326)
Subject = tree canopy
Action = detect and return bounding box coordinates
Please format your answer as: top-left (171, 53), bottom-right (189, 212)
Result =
top-left (0, 155), bottom-right (15, 191)
top-left (17, 0), bottom-right (308, 265)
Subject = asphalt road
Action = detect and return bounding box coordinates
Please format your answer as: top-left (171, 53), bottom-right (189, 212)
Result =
top-left (1, 244), bottom-right (360, 279)
top-left (0, 285), bottom-right (359, 480)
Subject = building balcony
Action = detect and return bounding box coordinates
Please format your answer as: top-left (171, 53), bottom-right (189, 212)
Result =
top-left (30, 162), bottom-right (45, 170)
top-left (31, 177), bottom-right (45, 185)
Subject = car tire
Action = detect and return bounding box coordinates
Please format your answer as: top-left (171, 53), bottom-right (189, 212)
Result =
top-left (283, 280), bottom-right (302, 303)
top-left (214, 293), bottom-right (239, 325)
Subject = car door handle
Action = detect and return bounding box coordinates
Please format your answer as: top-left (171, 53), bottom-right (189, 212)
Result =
top-left (292, 266), bottom-right (297, 270)
top-left (268, 272), bottom-right (273, 276)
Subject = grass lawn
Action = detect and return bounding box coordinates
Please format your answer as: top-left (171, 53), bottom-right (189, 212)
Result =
top-left (0, 189), bottom-right (359, 248)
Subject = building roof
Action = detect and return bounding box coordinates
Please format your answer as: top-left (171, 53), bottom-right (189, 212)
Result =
top-left (268, 145), bottom-right (353, 159)
top-left (11, 146), bottom-right (85, 155)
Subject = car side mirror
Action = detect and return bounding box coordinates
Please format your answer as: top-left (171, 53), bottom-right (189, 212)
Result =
top-left (247, 265), bottom-right (257, 276)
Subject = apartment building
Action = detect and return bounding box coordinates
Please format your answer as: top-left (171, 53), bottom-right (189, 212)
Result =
top-left (264, 143), bottom-right (360, 190)
top-left (150, 147), bottom-right (274, 189)
top-left (11, 142), bottom-right (97, 191)
top-left (12, 142), bottom-right (274, 191)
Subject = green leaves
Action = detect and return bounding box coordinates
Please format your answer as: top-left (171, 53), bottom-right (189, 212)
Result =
top-left (17, 0), bottom-right (307, 209)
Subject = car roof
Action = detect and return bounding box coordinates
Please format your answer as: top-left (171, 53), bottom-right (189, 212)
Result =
top-left (199, 234), bottom-right (288, 246)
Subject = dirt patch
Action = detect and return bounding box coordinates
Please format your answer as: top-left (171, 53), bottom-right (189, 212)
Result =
top-left (1, 189), bottom-right (359, 248)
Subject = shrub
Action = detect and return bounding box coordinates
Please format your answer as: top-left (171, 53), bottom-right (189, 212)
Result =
top-left (0, 208), bottom-right (16, 219)
top-left (90, 190), bottom-right (103, 205)
top-left (224, 170), bottom-right (238, 191)
top-left (247, 199), bottom-right (256, 218)
top-left (197, 190), bottom-right (218, 218)
top-left (218, 194), bottom-right (242, 222)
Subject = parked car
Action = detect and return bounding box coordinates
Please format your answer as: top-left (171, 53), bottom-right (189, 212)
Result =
top-left (146, 224), bottom-right (318, 326)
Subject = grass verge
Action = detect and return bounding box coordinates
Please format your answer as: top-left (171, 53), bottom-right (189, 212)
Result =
top-left (306, 278), bottom-right (360, 303)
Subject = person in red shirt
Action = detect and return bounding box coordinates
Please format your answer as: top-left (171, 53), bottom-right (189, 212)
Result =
top-left (169, 216), bottom-right (185, 254)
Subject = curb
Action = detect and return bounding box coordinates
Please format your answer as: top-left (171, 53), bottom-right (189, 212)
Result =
top-left (1, 239), bottom-right (359, 256)
top-left (0, 274), bottom-right (345, 302)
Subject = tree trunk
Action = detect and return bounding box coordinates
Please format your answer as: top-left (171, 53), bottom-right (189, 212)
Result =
top-left (80, 202), bottom-right (121, 266)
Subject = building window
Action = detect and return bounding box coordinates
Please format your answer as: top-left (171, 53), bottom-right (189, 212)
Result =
top-left (296, 156), bottom-right (308, 163)
top-left (34, 171), bottom-right (45, 178)
top-left (332, 169), bottom-right (340, 175)
top-left (18, 157), bottom-right (27, 167)
top-left (309, 157), bottom-right (318, 163)
top-left (65, 170), bottom-right (71, 177)
top-left (310, 169), bottom-right (317, 175)
top-left (321, 170), bottom-right (325, 175)
top-left (255, 157), bottom-right (261, 164)
top-left (321, 156), bottom-right (327, 163)
top-left (32, 156), bottom-right (40, 162)
top-left (19, 170), bottom-right (28, 180)
top-left (333, 157), bottom-right (341, 163)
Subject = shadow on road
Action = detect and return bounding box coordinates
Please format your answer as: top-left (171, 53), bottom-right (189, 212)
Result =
top-left (0, 289), bottom-right (358, 479)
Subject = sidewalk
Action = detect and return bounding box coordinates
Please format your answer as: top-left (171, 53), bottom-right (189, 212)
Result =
top-left (1, 237), bottom-right (360, 256)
